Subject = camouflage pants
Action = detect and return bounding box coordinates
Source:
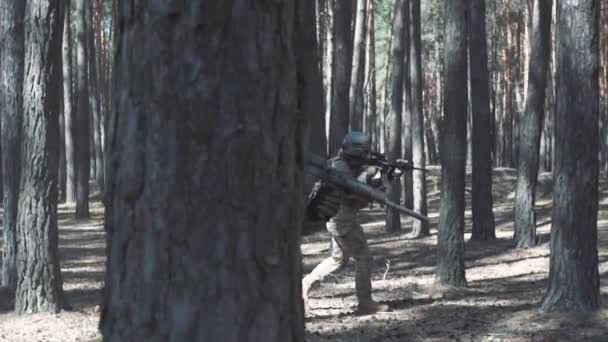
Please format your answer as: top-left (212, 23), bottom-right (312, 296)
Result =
top-left (303, 224), bottom-right (372, 302)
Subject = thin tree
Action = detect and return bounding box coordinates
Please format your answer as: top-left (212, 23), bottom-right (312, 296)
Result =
top-left (328, 0), bottom-right (353, 155)
top-left (541, 0), bottom-right (600, 312)
top-left (88, 0), bottom-right (104, 193)
top-left (514, 0), bottom-right (552, 248)
top-left (349, 0), bottom-right (367, 131)
top-left (401, 3), bottom-right (413, 210)
top-left (0, 0), bottom-right (25, 292)
top-left (15, 0), bottom-right (65, 314)
top-left (363, 0), bottom-right (377, 148)
top-left (409, 0), bottom-right (428, 238)
top-left (469, 0), bottom-right (496, 241)
top-left (100, 3), bottom-right (306, 340)
top-left (63, 0), bottom-right (76, 204)
top-left (384, 0), bottom-right (409, 233)
top-left (436, 0), bottom-right (468, 287)
top-left (74, 0), bottom-right (90, 219)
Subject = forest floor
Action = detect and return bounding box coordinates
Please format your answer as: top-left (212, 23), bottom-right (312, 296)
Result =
top-left (0, 168), bottom-right (607, 341)
top-left (302, 167), bottom-right (608, 342)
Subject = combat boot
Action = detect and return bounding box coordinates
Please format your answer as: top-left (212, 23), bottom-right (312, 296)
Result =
top-left (302, 276), bottom-right (317, 310)
top-left (357, 298), bottom-right (391, 314)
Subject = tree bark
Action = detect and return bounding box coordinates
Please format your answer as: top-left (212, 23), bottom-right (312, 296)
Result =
top-left (15, 0), bottom-right (65, 314)
top-left (384, 0), bottom-right (408, 234)
top-left (363, 0), bottom-right (377, 149)
top-left (349, 0), bottom-right (367, 131)
top-left (409, 0), bottom-right (428, 238)
top-left (100, 2), bottom-right (305, 340)
top-left (0, 0), bottom-right (25, 292)
top-left (436, 0), bottom-right (468, 287)
top-left (514, 0), bottom-right (552, 248)
top-left (59, 95), bottom-right (67, 203)
top-left (469, 0), bottom-right (496, 241)
top-left (329, 0), bottom-right (353, 155)
top-left (63, 0), bottom-right (77, 204)
top-left (402, 9), bottom-right (413, 211)
top-left (74, 0), bottom-right (90, 219)
top-left (87, 0), bottom-right (104, 193)
top-left (321, 0), bottom-right (334, 153)
top-left (541, 0), bottom-right (600, 313)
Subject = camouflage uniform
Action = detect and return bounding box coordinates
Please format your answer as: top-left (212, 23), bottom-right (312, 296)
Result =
top-left (303, 156), bottom-right (375, 304)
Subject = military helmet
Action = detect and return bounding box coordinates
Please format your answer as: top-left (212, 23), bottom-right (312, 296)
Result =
top-left (340, 131), bottom-right (371, 159)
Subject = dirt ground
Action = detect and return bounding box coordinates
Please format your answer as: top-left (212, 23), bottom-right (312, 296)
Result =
top-left (0, 168), bottom-right (607, 341)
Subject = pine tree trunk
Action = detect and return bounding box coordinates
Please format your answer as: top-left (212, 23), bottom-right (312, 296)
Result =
top-left (363, 0), bottom-right (377, 149)
top-left (322, 0), bottom-right (334, 152)
top-left (541, 0), bottom-right (600, 313)
top-left (469, 0), bottom-right (496, 241)
top-left (409, 0), bottom-right (428, 237)
top-left (59, 99), bottom-right (67, 203)
top-left (75, 0), bottom-right (90, 219)
top-left (0, 0), bottom-right (25, 292)
top-left (514, 0), bottom-right (552, 248)
top-left (384, 0), bottom-right (409, 234)
top-left (402, 10), bottom-right (413, 211)
top-left (379, 0), bottom-right (398, 154)
top-left (100, 3), bottom-right (305, 340)
top-left (15, 0), bottom-right (65, 314)
top-left (63, 0), bottom-right (77, 204)
top-left (436, 0), bottom-right (468, 287)
top-left (349, 0), bottom-right (367, 131)
top-left (87, 1), bottom-right (104, 193)
top-left (299, 0), bottom-right (326, 197)
top-left (329, 0), bottom-right (353, 155)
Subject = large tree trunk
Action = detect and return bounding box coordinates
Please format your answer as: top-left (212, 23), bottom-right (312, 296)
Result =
top-left (514, 0), bottom-right (552, 248)
top-left (74, 0), bottom-right (90, 219)
top-left (541, 0), bottom-right (600, 313)
top-left (436, 0), bottom-right (468, 287)
top-left (100, 3), bottom-right (305, 340)
top-left (63, 0), bottom-right (77, 204)
top-left (15, 0), bottom-right (65, 314)
top-left (384, 0), bottom-right (408, 234)
top-left (0, 0), bottom-right (25, 292)
top-left (469, 0), bottom-right (496, 241)
top-left (349, 0), bottom-right (367, 131)
top-left (328, 0), bottom-right (353, 155)
top-left (298, 0), bottom-right (326, 241)
top-left (301, 0), bottom-right (327, 164)
top-left (409, 0), bottom-right (428, 238)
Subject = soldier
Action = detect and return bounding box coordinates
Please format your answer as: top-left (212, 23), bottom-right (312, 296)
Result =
top-left (303, 131), bottom-right (391, 314)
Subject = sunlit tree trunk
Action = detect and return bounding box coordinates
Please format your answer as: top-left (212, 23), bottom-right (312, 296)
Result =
top-left (349, 0), bottom-right (367, 131)
top-left (74, 0), bottom-right (90, 219)
top-left (0, 0), bottom-right (25, 292)
top-left (409, 0), bottom-right (428, 238)
top-left (15, 0), bottom-right (65, 314)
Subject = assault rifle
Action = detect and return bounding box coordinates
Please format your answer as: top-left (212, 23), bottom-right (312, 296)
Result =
top-left (367, 151), bottom-right (428, 179)
top-left (305, 152), bottom-right (429, 223)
